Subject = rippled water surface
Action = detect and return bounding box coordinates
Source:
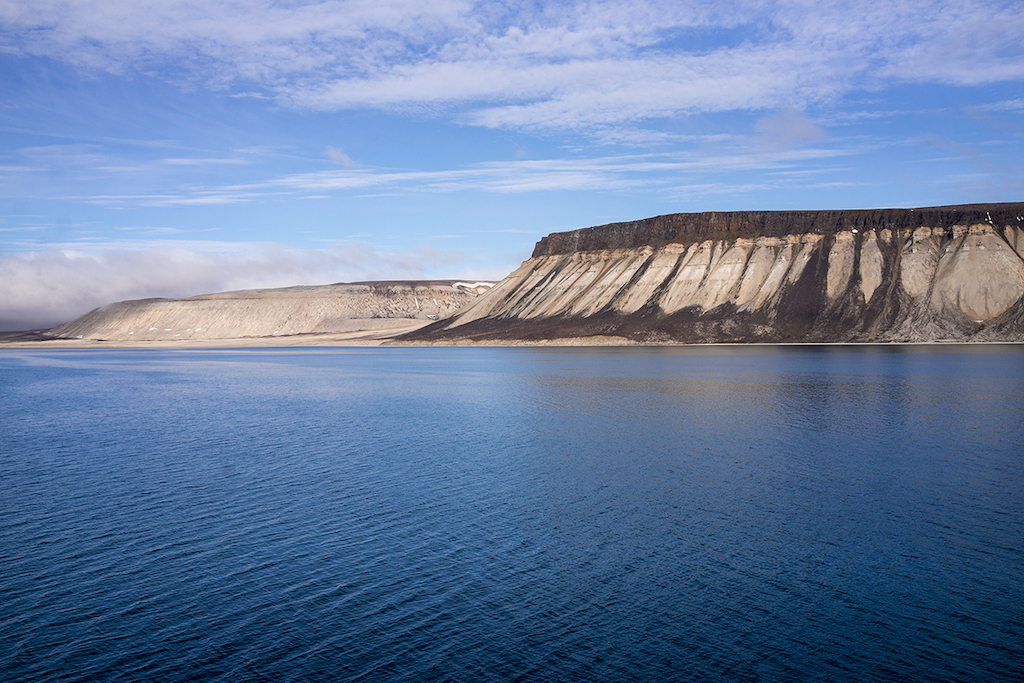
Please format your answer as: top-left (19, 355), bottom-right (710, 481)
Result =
top-left (2, 345), bottom-right (1023, 682)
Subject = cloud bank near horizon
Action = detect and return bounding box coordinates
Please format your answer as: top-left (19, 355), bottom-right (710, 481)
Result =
top-left (0, 243), bottom-right (489, 330)
top-left (4, 0), bottom-right (1022, 132)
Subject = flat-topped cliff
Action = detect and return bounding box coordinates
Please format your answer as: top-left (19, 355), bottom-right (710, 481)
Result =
top-left (45, 280), bottom-right (494, 343)
top-left (532, 203), bottom-right (1024, 256)
top-left (402, 203), bottom-right (1024, 344)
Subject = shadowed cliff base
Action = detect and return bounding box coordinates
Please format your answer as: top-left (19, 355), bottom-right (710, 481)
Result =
top-left (0, 330), bottom-right (52, 343)
top-left (399, 203), bottom-right (1024, 345)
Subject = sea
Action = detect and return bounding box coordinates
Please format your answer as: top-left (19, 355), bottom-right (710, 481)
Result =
top-left (1, 345), bottom-right (1022, 682)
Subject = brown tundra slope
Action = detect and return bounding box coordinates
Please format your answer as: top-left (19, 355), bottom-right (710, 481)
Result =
top-left (401, 203), bottom-right (1024, 344)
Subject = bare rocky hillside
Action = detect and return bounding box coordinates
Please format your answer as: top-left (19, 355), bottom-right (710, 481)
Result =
top-left (46, 281), bottom-right (494, 343)
top-left (402, 203), bottom-right (1024, 344)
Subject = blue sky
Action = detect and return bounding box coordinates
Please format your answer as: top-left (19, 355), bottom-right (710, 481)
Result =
top-left (1, 0), bottom-right (1023, 329)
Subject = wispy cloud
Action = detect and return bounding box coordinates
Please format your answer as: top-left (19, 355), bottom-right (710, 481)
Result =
top-left (65, 192), bottom-right (267, 207)
top-left (972, 98), bottom-right (1024, 112)
top-left (46, 144), bottom-right (860, 208)
top-left (3, 1), bottom-right (1021, 133)
top-left (161, 157), bottom-right (249, 166)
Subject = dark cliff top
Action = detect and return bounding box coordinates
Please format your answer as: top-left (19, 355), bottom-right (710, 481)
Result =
top-left (532, 202), bottom-right (1024, 256)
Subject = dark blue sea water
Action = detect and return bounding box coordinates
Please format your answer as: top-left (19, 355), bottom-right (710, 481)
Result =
top-left (1, 345), bottom-right (1022, 682)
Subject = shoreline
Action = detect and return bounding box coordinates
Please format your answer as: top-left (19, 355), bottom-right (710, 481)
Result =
top-left (2, 333), bottom-right (1022, 350)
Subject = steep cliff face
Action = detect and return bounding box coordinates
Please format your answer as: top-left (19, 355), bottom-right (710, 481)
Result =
top-left (46, 281), bottom-right (493, 342)
top-left (404, 204), bottom-right (1024, 343)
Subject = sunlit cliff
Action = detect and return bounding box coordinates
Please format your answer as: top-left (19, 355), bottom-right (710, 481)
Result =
top-left (403, 203), bottom-right (1024, 344)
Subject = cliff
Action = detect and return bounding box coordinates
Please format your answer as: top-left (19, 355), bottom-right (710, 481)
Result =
top-left (45, 281), bottom-right (494, 343)
top-left (401, 203), bottom-right (1024, 344)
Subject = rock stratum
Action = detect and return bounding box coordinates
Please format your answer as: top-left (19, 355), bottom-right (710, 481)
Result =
top-left (44, 281), bottom-right (493, 343)
top-left (403, 203), bottom-right (1024, 344)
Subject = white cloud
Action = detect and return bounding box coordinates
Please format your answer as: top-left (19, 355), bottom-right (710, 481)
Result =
top-left (2, 1), bottom-right (1021, 132)
top-left (0, 241), bottom-right (477, 330)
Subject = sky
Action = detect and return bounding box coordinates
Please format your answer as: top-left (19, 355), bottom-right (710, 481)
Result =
top-left (1, 0), bottom-right (1023, 329)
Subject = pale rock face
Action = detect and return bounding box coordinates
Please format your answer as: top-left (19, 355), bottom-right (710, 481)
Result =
top-left (735, 242), bottom-right (778, 307)
top-left (698, 241), bottom-right (754, 310)
top-left (746, 242), bottom-right (795, 311)
top-left (901, 230), bottom-right (942, 298)
top-left (660, 241), bottom-right (714, 313)
top-left (826, 232), bottom-right (856, 300)
top-left (885, 224), bottom-right (1024, 321)
top-left (931, 227), bottom-right (1024, 320)
top-left (531, 253), bottom-right (604, 318)
top-left (859, 231), bottom-right (884, 303)
top-left (504, 255), bottom-right (572, 320)
top-left (616, 244), bottom-right (685, 314)
top-left (568, 250), bottom-right (650, 316)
